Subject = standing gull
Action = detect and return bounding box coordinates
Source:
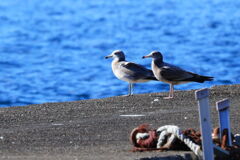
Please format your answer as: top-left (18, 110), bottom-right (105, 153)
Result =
top-left (142, 51), bottom-right (213, 99)
top-left (105, 50), bottom-right (157, 96)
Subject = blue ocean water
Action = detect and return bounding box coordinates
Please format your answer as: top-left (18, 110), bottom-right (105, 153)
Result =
top-left (0, 0), bottom-right (240, 107)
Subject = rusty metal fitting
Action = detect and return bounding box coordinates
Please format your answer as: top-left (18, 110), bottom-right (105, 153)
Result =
top-left (221, 129), bottom-right (229, 150)
top-left (212, 127), bottom-right (220, 144)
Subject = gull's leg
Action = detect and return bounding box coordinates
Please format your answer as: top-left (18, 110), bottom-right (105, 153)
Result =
top-left (128, 83), bottom-right (131, 96)
top-left (121, 83), bottom-right (131, 97)
top-left (131, 83), bottom-right (134, 95)
top-left (170, 84), bottom-right (174, 98)
top-left (164, 84), bottom-right (174, 99)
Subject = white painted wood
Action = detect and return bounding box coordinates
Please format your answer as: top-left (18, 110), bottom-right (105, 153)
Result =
top-left (216, 99), bottom-right (230, 111)
top-left (195, 88), bottom-right (209, 99)
top-left (216, 99), bottom-right (232, 146)
top-left (195, 88), bottom-right (214, 160)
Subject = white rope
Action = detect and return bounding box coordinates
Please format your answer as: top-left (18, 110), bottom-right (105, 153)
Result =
top-left (156, 125), bottom-right (203, 157)
top-left (136, 132), bottom-right (149, 141)
top-left (234, 134), bottom-right (240, 146)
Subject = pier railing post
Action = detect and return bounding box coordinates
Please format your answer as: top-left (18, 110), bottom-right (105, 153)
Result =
top-left (195, 88), bottom-right (214, 160)
top-left (216, 99), bottom-right (232, 146)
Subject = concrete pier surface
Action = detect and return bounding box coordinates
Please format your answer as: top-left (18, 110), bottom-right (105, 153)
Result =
top-left (0, 84), bottom-right (239, 160)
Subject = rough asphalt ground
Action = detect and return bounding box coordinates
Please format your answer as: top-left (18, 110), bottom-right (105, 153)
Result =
top-left (0, 84), bottom-right (239, 160)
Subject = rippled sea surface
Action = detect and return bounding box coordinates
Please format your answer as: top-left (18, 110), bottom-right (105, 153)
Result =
top-left (0, 0), bottom-right (240, 107)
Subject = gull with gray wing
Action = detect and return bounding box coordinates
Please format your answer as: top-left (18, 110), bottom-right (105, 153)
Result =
top-left (142, 51), bottom-right (213, 99)
top-left (105, 50), bottom-right (157, 96)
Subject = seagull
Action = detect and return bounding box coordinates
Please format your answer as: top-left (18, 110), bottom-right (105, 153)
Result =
top-left (105, 50), bottom-right (157, 96)
top-left (142, 51), bottom-right (213, 99)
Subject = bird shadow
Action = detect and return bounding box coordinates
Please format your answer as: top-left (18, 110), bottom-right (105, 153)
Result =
top-left (149, 94), bottom-right (166, 98)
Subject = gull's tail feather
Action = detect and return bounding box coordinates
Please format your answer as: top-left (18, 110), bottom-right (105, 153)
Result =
top-left (146, 76), bottom-right (158, 81)
top-left (146, 70), bottom-right (158, 81)
top-left (184, 73), bottom-right (214, 83)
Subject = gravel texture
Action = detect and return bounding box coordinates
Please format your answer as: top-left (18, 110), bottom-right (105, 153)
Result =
top-left (0, 84), bottom-right (239, 160)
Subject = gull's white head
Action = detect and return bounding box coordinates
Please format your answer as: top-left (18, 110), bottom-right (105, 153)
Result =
top-left (142, 51), bottom-right (163, 61)
top-left (105, 50), bottom-right (125, 61)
